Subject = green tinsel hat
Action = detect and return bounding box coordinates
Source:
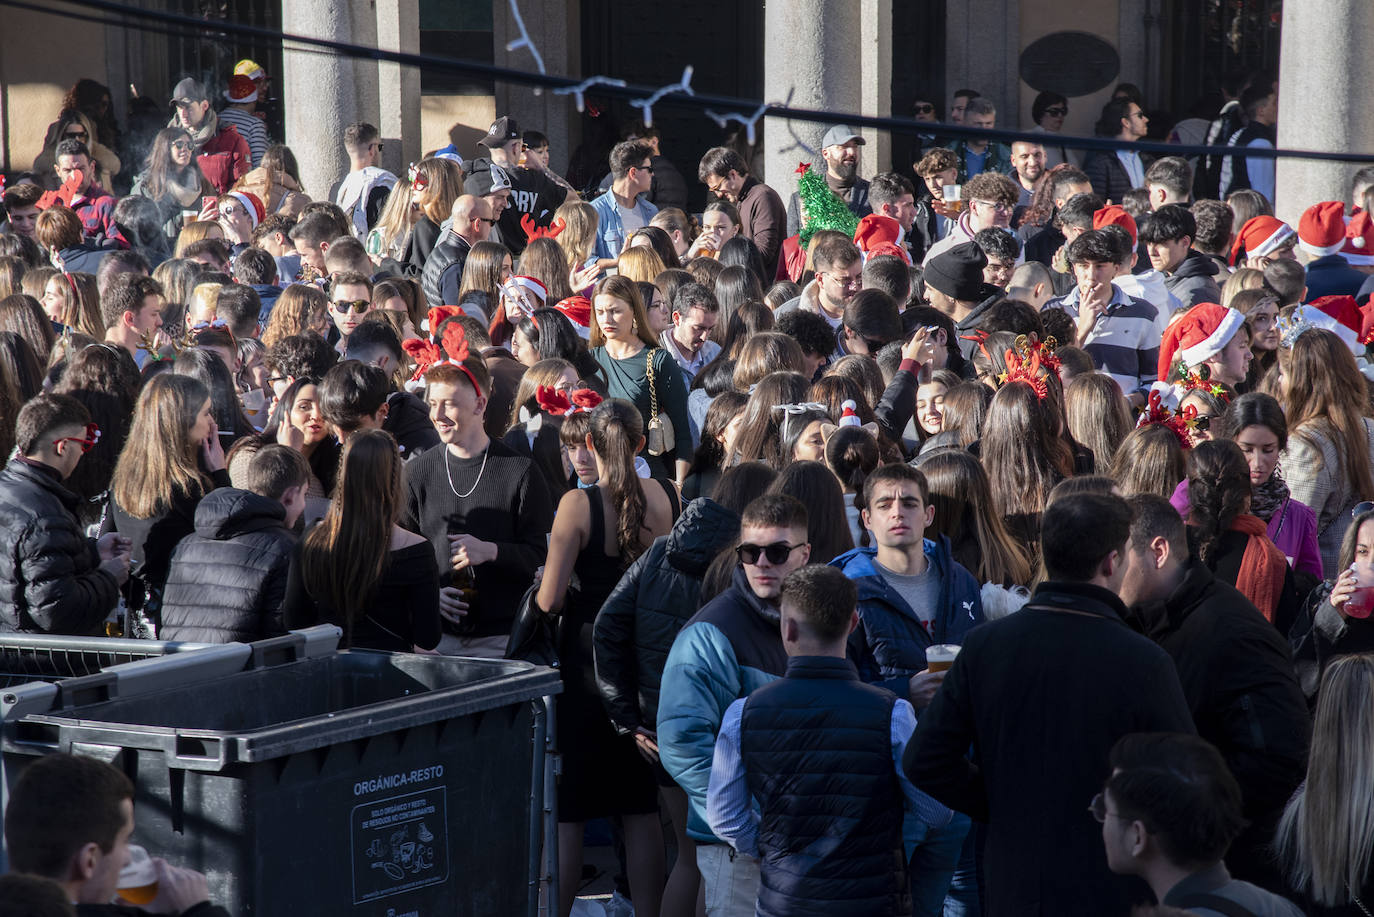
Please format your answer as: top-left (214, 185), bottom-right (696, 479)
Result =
top-left (795, 162), bottom-right (859, 248)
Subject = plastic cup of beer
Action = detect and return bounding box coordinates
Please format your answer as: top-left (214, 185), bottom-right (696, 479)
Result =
top-left (942, 184), bottom-right (963, 212)
top-left (116, 844), bottom-right (158, 906)
top-left (925, 644), bottom-right (960, 673)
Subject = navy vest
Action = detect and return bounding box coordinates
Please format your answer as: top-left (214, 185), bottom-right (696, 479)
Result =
top-left (740, 656), bottom-right (910, 917)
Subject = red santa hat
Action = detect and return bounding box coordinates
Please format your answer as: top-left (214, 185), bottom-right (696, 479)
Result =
top-left (222, 74), bottom-right (259, 104)
top-left (839, 399), bottom-right (862, 427)
top-left (222, 190), bottom-right (265, 229)
top-left (852, 214), bottom-right (911, 265)
top-left (1093, 204), bottom-right (1138, 246)
top-left (1305, 295), bottom-right (1365, 353)
top-left (1298, 201), bottom-right (1347, 258)
top-left (1229, 216), bottom-right (1295, 266)
top-left (1157, 302), bottom-right (1246, 380)
top-left (1344, 211), bottom-right (1374, 266)
top-left (554, 296), bottom-right (592, 339)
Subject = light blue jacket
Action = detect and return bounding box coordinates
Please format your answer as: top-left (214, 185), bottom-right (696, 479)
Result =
top-left (590, 189), bottom-right (658, 262)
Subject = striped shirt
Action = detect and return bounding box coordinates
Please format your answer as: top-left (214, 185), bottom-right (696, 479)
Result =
top-left (1045, 284), bottom-right (1160, 396)
top-left (217, 107), bottom-right (270, 168)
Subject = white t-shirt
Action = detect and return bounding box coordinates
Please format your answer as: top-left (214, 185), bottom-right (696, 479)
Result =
top-left (618, 203), bottom-right (646, 236)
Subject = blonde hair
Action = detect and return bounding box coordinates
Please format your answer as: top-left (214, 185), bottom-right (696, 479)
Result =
top-left (370, 179), bottom-right (416, 260)
top-left (261, 283), bottom-right (328, 348)
top-left (1065, 373), bottom-right (1133, 476)
top-left (555, 201), bottom-right (598, 267)
top-left (616, 246), bottom-right (666, 284)
top-left (174, 220), bottom-right (222, 258)
top-left (1221, 267), bottom-right (1263, 311)
top-left (412, 157), bottom-right (464, 224)
top-left (22, 267), bottom-right (58, 303)
top-left (1277, 654), bottom-right (1374, 906)
top-left (516, 238), bottom-right (574, 302)
top-left (110, 373), bottom-right (212, 518)
top-left (186, 282), bottom-right (223, 324)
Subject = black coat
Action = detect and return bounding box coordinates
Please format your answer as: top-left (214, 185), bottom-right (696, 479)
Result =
top-left (1124, 560), bottom-right (1310, 887)
top-left (384, 390), bottom-right (441, 460)
top-left (1083, 150), bottom-right (1149, 204)
top-left (1290, 580), bottom-right (1374, 703)
top-left (419, 230), bottom-right (471, 307)
top-left (905, 581), bottom-right (1195, 917)
top-left (594, 496), bottom-right (741, 733)
top-left (158, 488), bottom-right (296, 643)
top-left (0, 458), bottom-right (119, 634)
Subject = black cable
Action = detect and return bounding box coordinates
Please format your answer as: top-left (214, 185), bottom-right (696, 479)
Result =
top-left (13, 0), bottom-right (1374, 165)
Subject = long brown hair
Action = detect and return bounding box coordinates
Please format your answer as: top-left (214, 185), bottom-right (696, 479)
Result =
top-left (261, 284), bottom-right (328, 348)
top-left (299, 429), bottom-right (405, 644)
top-left (507, 357), bottom-right (575, 430)
top-left (1281, 329), bottom-right (1374, 503)
top-left (413, 157), bottom-right (464, 224)
top-left (588, 399), bottom-right (650, 563)
top-left (1185, 439), bottom-right (1251, 566)
top-left (55, 272), bottom-right (102, 338)
top-left (1065, 372), bottom-right (1133, 476)
top-left (458, 241), bottom-right (510, 302)
top-left (0, 294), bottom-right (57, 364)
top-left (139, 127), bottom-right (205, 202)
top-left (1110, 423), bottom-right (1187, 500)
top-left (589, 274), bottom-right (657, 348)
top-left (517, 238), bottom-right (575, 302)
top-left (982, 380), bottom-right (1074, 517)
top-left (110, 373), bottom-right (211, 518)
top-left (922, 448), bottom-right (1033, 586)
top-left (732, 371), bottom-right (810, 465)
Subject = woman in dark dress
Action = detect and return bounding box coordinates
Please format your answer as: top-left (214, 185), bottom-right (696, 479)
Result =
top-left (535, 399), bottom-right (679, 917)
top-left (283, 429), bottom-right (440, 652)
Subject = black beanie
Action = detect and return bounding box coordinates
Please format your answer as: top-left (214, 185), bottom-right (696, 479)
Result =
top-left (924, 241), bottom-right (989, 301)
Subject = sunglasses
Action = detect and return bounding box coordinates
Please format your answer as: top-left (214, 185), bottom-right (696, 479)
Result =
top-left (736, 542), bottom-right (803, 566)
top-left (1192, 413), bottom-right (1213, 433)
top-left (63, 131), bottom-right (89, 141)
top-left (476, 216), bottom-right (497, 226)
top-left (913, 103), bottom-right (935, 114)
top-left (171, 140), bottom-right (193, 151)
top-left (53, 422), bottom-right (101, 454)
top-left (332, 299), bottom-right (371, 314)
top-left (407, 163), bottom-right (429, 191)
top-left (1043, 107), bottom-right (1068, 117)
top-left (1355, 502), bottom-right (1374, 518)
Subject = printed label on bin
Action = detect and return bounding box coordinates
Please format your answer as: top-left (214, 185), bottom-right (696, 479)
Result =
top-left (351, 788), bottom-right (449, 903)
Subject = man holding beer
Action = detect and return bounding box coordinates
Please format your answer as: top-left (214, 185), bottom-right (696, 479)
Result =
top-left (829, 463), bottom-right (984, 915)
top-left (4, 753), bottom-right (229, 915)
top-left (904, 492), bottom-right (1196, 917)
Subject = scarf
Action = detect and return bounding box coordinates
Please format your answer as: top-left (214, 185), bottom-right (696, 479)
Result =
top-left (165, 167), bottom-right (204, 208)
top-left (1231, 513), bottom-right (1287, 622)
top-left (1250, 472), bottom-right (1290, 523)
top-left (180, 108), bottom-right (220, 151)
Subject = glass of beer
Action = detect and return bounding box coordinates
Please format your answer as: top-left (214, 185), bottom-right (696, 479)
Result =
top-left (116, 845), bottom-right (158, 906)
top-left (925, 644), bottom-right (960, 673)
top-left (942, 184), bottom-right (963, 213)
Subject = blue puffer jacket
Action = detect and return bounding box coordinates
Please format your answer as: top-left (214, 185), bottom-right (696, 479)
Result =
top-left (830, 538), bottom-right (984, 702)
top-left (659, 564), bottom-right (788, 842)
top-left (593, 497), bottom-right (741, 735)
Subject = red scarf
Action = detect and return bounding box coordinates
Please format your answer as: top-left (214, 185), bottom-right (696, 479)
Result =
top-left (1231, 513), bottom-right (1287, 622)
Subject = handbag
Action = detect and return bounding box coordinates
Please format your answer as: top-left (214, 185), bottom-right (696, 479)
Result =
top-left (504, 581), bottom-right (562, 667)
top-left (644, 349), bottom-right (674, 456)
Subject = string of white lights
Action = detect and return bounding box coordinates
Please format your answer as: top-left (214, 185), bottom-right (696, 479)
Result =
top-left (628, 66), bottom-right (695, 128)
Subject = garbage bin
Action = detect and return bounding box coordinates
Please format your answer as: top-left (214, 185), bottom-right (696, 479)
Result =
top-left (1, 630), bottom-right (561, 917)
top-left (0, 630), bottom-right (219, 873)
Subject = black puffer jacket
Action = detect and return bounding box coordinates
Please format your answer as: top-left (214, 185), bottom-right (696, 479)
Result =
top-left (158, 488), bottom-right (295, 643)
top-left (0, 458), bottom-right (119, 634)
top-left (593, 497), bottom-right (740, 734)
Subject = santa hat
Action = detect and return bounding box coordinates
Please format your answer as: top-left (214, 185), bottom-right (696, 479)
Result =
top-left (1344, 211), bottom-right (1374, 266)
top-left (853, 214), bottom-right (911, 265)
top-left (1305, 295), bottom-right (1365, 353)
top-left (1157, 302), bottom-right (1246, 380)
top-left (222, 75), bottom-right (258, 104)
top-left (1230, 216), bottom-right (1295, 266)
top-left (554, 296), bottom-right (592, 339)
top-left (1093, 204), bottom-right (1138, 246)
top-left (839, 399), bottom-right (861, 427)
top-left (1298, 201), bottom-right (1347, 258)
top-left (222, 190), bottom-right (265, 229)
top-left (503, 275), bottom-right (548, 305)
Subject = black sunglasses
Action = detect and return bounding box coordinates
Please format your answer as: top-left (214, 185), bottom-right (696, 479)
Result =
top-left (736, 542), bottom-right (803, 566)
top-left (913, 103), bottom-right (935, 114)
top-left (1043, 107), bottom-right (1068, 117)
top-left (331, 299), bottom-right (370, 314)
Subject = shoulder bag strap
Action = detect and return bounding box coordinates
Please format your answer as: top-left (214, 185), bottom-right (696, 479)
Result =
top-left (644, 348), bottom-right (658, 420)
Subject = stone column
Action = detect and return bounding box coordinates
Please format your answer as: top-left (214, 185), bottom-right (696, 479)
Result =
top-left (376, 0), bottom-right (422, 174)
top-left (1275, 0), bottom-right (1374, 221)
top-left (761, 0), bottom-right (862, 192)
top-left (859, 0), bottom-right (893, 177)
top-left (945, 0), bottom-right (1018, 133)
top-left (350, 0), bottom-right (380, 132)
top-left (281, 0), bottom-right (355, 202)
top-left (492, 0), bottom-right (575, 172)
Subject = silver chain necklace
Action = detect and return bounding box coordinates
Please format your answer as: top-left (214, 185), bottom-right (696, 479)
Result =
top-left (443, 444), bottom-right (489, 499)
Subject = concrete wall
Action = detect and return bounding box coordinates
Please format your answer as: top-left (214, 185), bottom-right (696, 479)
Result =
top-left (1015, 0), bottom-right (1118, 136)
top-left (421, 95), bottom-right (496, 162)
top-left (0, 2), bottom-right (111, 174)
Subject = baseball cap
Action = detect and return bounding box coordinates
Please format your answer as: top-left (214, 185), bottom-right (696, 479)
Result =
top-left (172, 78), bottom-right (208, 105)
top-left (464, 164), bottom-right (514, 196)
top-left (478, 116), bottom-right (521, 149)
top-left (822, 125), bottom-right (865, 149)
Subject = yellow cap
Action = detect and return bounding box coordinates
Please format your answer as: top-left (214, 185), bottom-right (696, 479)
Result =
top-left (234, 59), bottom-right (265, 81)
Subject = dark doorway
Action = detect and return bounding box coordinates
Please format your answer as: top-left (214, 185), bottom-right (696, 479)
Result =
top-left (1164, 0), bottom-right (1281, 122)
top-left (891, 0), bottom-right (947, 180)
top-left (577, 0), bottom-right (764, 211)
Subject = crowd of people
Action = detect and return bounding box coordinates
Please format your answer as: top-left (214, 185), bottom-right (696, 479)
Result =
top-left (4, 63), bottom-right (1374, 917)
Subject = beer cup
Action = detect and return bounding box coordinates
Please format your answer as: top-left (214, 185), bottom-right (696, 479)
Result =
top-left (942, 184), bottom-right (963, 213)
top-left (116, 845), bottom-right (158, 906)
top-left (925, 644), bottom-right (960, 673)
